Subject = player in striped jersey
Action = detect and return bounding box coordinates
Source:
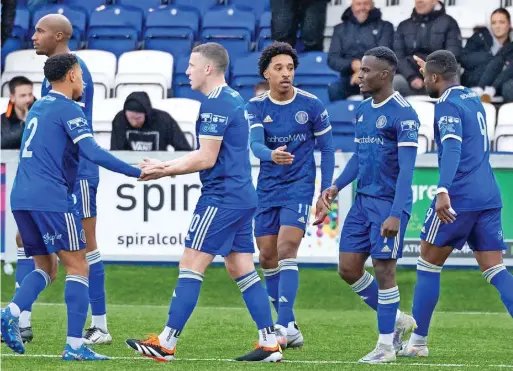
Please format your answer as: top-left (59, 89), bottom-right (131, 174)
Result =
top-left (316, 47), bottom-right (419, 363)
top-left (245, 42), bottom-right (335, 349)
top-left (399, 51), bottom-right (512, 357)
top-left (126, 43), bottom-right (282, 363)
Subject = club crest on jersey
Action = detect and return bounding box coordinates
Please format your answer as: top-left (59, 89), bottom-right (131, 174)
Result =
top-left (376, 115), bottom-right (387, 128)
top-left (67, 117), bottom-right (87, 131)
top-left (295, 111), bottom-right (308, 124)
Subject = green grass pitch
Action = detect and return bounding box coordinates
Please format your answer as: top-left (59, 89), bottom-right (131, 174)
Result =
top-left (1, 264), bottom-right (512, 370)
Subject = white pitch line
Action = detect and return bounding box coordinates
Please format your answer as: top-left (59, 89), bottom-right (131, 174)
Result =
top-left (1, 354), bottom-right (512, 368)
top-left (27, 302), bottom-right (508, 316)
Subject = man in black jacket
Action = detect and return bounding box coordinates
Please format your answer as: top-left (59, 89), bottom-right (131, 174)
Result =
top-left (327, 0), bottom-right (394, 101)
top-left (110, 91), bottom-right (192, 152)
top-left (1, 76), bottom-right (35, 149)
top-left (393, 0), bottom-right (462, 96)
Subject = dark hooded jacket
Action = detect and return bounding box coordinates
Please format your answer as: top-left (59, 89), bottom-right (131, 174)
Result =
top-left (461, 27), bottom-right (513, 88)
top-left (328, 7), bottom-right (394, 75)
top-left (394, 1), bottom-right (462, 82)
top-left (1, 0), bottom-right (17, 47)
top-left (110, 91), bottom-right (192, 152)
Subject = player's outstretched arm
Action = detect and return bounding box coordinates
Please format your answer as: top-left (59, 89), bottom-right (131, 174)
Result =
top-left (78, 137), bottom-right (141, 178)
top-left (316, 127), bottom-right (335, 193)
top-left (139, 138), bottom-right (221, 181)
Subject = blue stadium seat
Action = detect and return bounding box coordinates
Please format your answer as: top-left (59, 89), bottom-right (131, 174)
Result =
top-left (326, 101), bottom-right (357, 152)
top-left (231, 53), bottom-right (261, 101)
top-left (295, 53), bottom-right (338, 105)
top-left (228, 0), bottom-right (270, 19)
top-left (87, 5), bottom-right (143, 57)
top-left (32, 5), bottom-right (87, 50)
top-left (173, 0), bottom-right (220, 16)
top-left (201, 7), bottom-right (255, 58)
top-left (144, 6), bottom-right (199, 57)
top-left (257, 11), bottom-right (272, 50)
top-left (116, 0), bottom-right (167, 15)
top-left (63, 0), bottom-right (107, 16)
top-left (1, 7), bottom-right (30, 70)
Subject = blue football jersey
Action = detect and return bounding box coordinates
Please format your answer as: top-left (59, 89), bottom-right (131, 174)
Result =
top-left (196, 85), bottom-right (257, 209)
top-left (434, 86), bottom-right (502, 211)
top-left (11, 91), bottom-right (94, 212)
top-left (354, 92), bottom-right (420, 215)
top-left (42, 54), bottom-right (98, 180)
top-left (245, 88), bottom-right (332, 207)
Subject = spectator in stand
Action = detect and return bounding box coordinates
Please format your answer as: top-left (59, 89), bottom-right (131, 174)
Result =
top-left (1, 76), bottom-right (35, 149)
top-left (110, 91), bottom-right (192, 152)
top-left (327, 0), bottom-right (394, 101)
top-left (254, 81), bottom-right (269, 97)
top-left (462, 8), bottom-right (513, 103)
top-left (271, 0), bottom-right (330, 52)
top-left (393, 0), bottom-right (461, 96)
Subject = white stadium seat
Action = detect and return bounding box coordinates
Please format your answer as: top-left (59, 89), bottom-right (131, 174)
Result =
top-left (114, 50), bottom-right (173, 101)
top-left (418, 124), bottom-right (433, 154)
top-left (152, 98), bottom-right (201, 148)
top-left (498, 103), bottom-right (513, 126)
top-left (494, 125), bottom-right (513, 152)
top-left (94, 132), bottom-right (112, 150)
top-left (92, 98), bottom-right (125, 133)
top-left (74, 50), bottom-right (117, 100)
top-left (1, 50), bottom-right (47, 98)
top-left (445, 6), bottom-right (488, 39)
top-left (0, 97), bottom-right (11, 114)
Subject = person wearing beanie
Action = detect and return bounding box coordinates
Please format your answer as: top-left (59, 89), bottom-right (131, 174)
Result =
top-left (110, 91), bottom-right (192, 151)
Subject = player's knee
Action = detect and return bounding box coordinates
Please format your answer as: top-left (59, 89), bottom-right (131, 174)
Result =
top-left (338, 264), bottom-right (361, 284)
top-left (277, 241), bottom-right (299, 260)
top-left (258, 249), bottom-right (278, 268)
top-left (372, 261), bottom-right (396, 287)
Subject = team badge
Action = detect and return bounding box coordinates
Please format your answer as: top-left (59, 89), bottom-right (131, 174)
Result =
top-left (80, 229), bottom-right (86, 243)
top-left (376, 115), bottom-right (387, 128)
top-left (295, 111), bottom-right (308, 124)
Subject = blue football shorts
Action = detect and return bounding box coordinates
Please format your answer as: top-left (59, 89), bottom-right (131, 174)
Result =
top-left (73, 178), bottom-right (98, 219)
top-left (184, 205), bottom-right (256, 257)
top-left (13, 210), bottom-right (86, 257)
top-left (254, 203), bottom-right (312, 237)
top-left (339, 194), bottom-right (410, 259)
top-left (420, 200), bottom-right (506, 251)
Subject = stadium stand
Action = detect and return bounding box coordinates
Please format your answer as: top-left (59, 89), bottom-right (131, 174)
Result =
top-left (143, 5), bottom-right (200, 57)
top-left (1, 50), bottom-right (47, 98)
top-left (114, 50), bottom-right (173, 101)
top-left (1, 0), bottom-right (512, 153)
top-left (74, 49), bottom-right (117, 100)
top-left (87, 5), bottom-right (143, 57)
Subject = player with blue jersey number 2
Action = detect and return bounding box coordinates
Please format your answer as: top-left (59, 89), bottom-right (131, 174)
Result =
top-left (1, 53), bottom-right (141, 360)
top-left (315, 46), bottom-right (419, 364)
top-left (398, 51), bottom-right (513, 357)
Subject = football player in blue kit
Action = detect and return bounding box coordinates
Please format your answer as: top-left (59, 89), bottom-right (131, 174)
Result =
top-left (316, 47), bottom-right (419, 363)
top-left (245, 42), bottom-right (335, 349)
top-left (398, 50), bottom-right (513, 357)
top-left (11, 14), bottom-right (112, 344)
top-left (1, 53), bottom-right (141, 360)
top-left (125, 43), bottom-right (282, 363)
